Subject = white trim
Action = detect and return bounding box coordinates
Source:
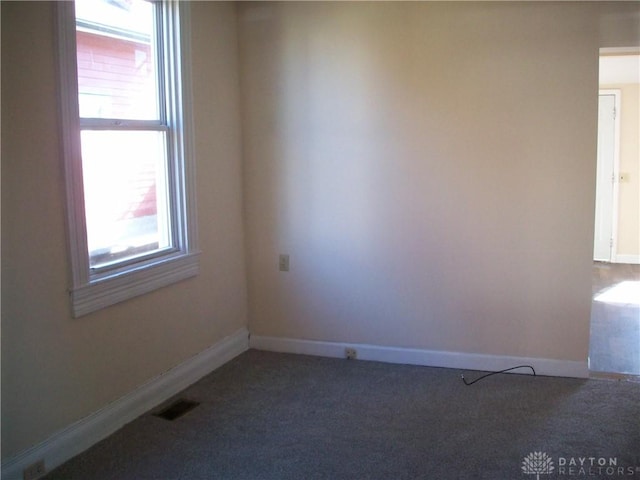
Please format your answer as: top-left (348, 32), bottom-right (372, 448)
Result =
top-left (1, 328), bottom-right (249, 480)
top-left (249, 335), bottom-right (589, 379)
top-left (56, 0), bottom-right (88, 290)
top-left (613, 254), bottom-right (640, 265)
top-left (174, 2), bottom-right (199, 256)
top-left (71, 251), bottom-right (200, 317)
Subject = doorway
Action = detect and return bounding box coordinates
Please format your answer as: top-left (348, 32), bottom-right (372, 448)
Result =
top-left (589, 50), bottom-right (640, 377)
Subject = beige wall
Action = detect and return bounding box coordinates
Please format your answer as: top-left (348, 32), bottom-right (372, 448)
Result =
top-left (1, 2), bottom-right (247, 459)
top-left (600, 83), bottom-right (640, 257)
top-left (239, 2), bottom-right (639, 359)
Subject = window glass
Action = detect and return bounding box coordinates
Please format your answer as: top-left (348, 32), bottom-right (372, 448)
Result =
top-left (80, 130), bottom-right (171, 269)
top-left (75, 0), bottom-right (158, 120)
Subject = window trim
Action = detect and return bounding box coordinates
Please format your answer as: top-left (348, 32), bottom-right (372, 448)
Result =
top-left (57, 1), bottom-right (199, 318)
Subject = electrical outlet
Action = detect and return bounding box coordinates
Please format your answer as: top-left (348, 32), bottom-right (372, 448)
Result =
top-left (279, 254), bottom-right (290, 272)
top-left (23, 459), bottom-right (46, 480)
top-left (345, 347), bottom-right (357, 360)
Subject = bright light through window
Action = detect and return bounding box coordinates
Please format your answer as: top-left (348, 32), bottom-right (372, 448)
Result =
top-left (81, 130), bottom-right (171, 268)
top-left (75, 0), bottom-right (171, 269)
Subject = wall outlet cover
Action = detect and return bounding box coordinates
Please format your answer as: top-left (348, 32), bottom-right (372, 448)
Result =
top-left (279, 254), bottom-right (290, 272)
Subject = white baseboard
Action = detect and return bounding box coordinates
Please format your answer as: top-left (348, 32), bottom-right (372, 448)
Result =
top-left (1, 327), bottom-right (249, 480)
top-left (2, 329), bottom-right (588, 479)
top-left (249, 335), bottom-right (589, 379)
top-left (613, 254), bottom-right (640, 265)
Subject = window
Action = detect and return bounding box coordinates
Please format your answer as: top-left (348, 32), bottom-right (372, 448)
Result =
top-left (57, 0), bottom-right (198, 317)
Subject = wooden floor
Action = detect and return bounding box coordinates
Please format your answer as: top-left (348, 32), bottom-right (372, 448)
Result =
top-left (589, 262), bottom-right (640, 375)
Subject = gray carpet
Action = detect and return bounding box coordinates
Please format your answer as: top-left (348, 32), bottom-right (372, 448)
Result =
top-left (43, 350), bottom-right (640, 479)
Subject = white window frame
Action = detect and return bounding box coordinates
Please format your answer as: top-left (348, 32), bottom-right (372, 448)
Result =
top-left (57, 1), bottom-right (199, 318)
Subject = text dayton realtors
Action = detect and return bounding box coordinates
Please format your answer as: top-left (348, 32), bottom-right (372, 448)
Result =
top-left (557, 457), bottom-right (637, 477)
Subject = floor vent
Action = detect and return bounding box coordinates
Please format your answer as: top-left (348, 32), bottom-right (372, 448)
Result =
top-left (154, 399), bottom-right (200, 421)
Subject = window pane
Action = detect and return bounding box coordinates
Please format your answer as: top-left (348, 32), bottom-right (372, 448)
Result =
top-left (75, 0), bottom-right (158, 120)
top-left (80, 130), bottom-right (172, 268)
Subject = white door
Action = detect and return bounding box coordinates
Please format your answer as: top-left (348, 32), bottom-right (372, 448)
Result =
top-left (593, 93), bottom-right (617, 262)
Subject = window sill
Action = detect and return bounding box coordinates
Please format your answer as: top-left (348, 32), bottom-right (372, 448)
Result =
top-left (71, 251), bottom-right (200, 317)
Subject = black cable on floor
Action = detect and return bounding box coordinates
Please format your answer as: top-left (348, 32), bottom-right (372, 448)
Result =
top-left (461, 365), bottom-right (536, 385)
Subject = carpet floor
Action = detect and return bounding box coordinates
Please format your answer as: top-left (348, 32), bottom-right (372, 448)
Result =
top-left (43, 350), bottom-right (640, 479)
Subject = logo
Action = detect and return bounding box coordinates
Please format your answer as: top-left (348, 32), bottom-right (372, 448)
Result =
top-left (522, 452), bottom-right (555, 479)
